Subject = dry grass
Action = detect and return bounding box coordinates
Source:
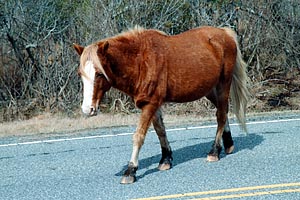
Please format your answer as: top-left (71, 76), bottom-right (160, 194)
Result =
top-left (0, 111), bottom-right (215, 138)
top-left (1, 94), bottom-right (300, 139)
top-left (2, 107), bottom-right (300, 139)
top-left (0, 113), bottom-right (136, 138)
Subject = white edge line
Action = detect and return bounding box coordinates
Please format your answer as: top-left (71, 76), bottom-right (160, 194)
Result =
top-left (0, 118), bottom-right (300, 148)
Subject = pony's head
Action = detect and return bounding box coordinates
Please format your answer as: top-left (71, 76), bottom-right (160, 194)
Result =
top-left (74, 43), bottom-right (111, 116)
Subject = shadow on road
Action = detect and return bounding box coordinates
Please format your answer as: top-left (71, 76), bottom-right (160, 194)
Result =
top-left (116, 133), bottom-right (264, 180)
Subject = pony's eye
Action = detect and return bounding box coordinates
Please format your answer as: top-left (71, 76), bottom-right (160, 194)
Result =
top-left (95, 73), bottom-right (104, 78)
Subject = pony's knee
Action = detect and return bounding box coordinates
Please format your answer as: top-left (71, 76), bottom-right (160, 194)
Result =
top-left (133, 132), bottom-right (146, 147)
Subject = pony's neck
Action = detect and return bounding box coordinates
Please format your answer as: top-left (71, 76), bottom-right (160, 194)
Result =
top-left (106, 37), bottom-right (142, 96)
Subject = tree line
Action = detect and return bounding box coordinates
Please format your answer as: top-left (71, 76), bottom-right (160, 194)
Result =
top-left (1, 0), bottom-right (299, 121)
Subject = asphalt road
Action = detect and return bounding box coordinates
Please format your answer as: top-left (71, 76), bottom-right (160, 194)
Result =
top-left (1, 114), bottom-right (300, 200)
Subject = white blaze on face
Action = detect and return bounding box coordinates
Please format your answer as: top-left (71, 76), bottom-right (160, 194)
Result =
top-left (81, 60), bottom-right (96, 115)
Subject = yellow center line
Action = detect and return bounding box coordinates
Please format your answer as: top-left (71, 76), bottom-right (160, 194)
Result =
top-left (132, 182), bottom-right (300, 200)
top-left (193, 188), bottom-right (300, 200)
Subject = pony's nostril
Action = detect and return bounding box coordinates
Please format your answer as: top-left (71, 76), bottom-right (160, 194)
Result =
top-left (90, 107), bottom-right (97, 116)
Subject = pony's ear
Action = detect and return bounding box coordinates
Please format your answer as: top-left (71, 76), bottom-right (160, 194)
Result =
top-left (98, 41), bottom-right (109, 54)
top-left (73, 43), bottom-right (84, 55)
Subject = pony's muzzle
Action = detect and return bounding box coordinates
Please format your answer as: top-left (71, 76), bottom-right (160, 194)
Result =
top-left (81, 105), bottom-right (98, 117)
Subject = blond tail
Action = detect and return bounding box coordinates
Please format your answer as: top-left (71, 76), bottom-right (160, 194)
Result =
top-left (223, 28), bottom-right (250, 132)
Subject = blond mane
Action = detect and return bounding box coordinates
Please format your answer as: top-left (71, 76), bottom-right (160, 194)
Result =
top-left (122, 25), bottom-right (145, 36)
top-left (115, 25), bottom-right (167, 39)
top-left (79, 44), bottom-right (109, 81)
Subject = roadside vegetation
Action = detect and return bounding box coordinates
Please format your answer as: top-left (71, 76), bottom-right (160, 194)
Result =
top-left (1, 0), bottom-right (299, 123)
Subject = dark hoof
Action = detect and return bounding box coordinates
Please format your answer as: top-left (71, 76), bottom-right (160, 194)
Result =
top-left (158, 163), bottom-right (172, 171)
top-left (120, 175), bottom-right (136, 184)
top-left (207, 154), bottom-right (219, 162)
top-left (158, 155), bottom-right (173, 171)
top-left (225, 145), bottom-right (234, 154)
top-left (208, 143), bottom-right (221, 162)
top-left (120, 162), bottom-right (138, 184)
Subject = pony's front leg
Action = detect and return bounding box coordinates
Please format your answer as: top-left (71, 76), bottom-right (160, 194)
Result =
top-left (120, 104), bottom-right (157, 184)
top-left (152, 108), bottom-right (173, 171)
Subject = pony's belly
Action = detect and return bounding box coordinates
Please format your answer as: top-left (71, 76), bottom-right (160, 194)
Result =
top-left (165, 74), bottom-right (218, 103)
top-left (166, 86), bottom-right (210, 103)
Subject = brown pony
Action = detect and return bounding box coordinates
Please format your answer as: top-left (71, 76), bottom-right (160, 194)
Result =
top-left (74, 26), bottom-right (249, 184)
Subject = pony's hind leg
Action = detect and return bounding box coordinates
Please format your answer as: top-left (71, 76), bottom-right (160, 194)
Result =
top-left (152, 108), bottom-right (173, 171)
top-left (223, 117), bottom-right (234, 154)
top-left (207, 108), bottom-right (226, 162)
top-left (206, 88), bottom-right (233, 161)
